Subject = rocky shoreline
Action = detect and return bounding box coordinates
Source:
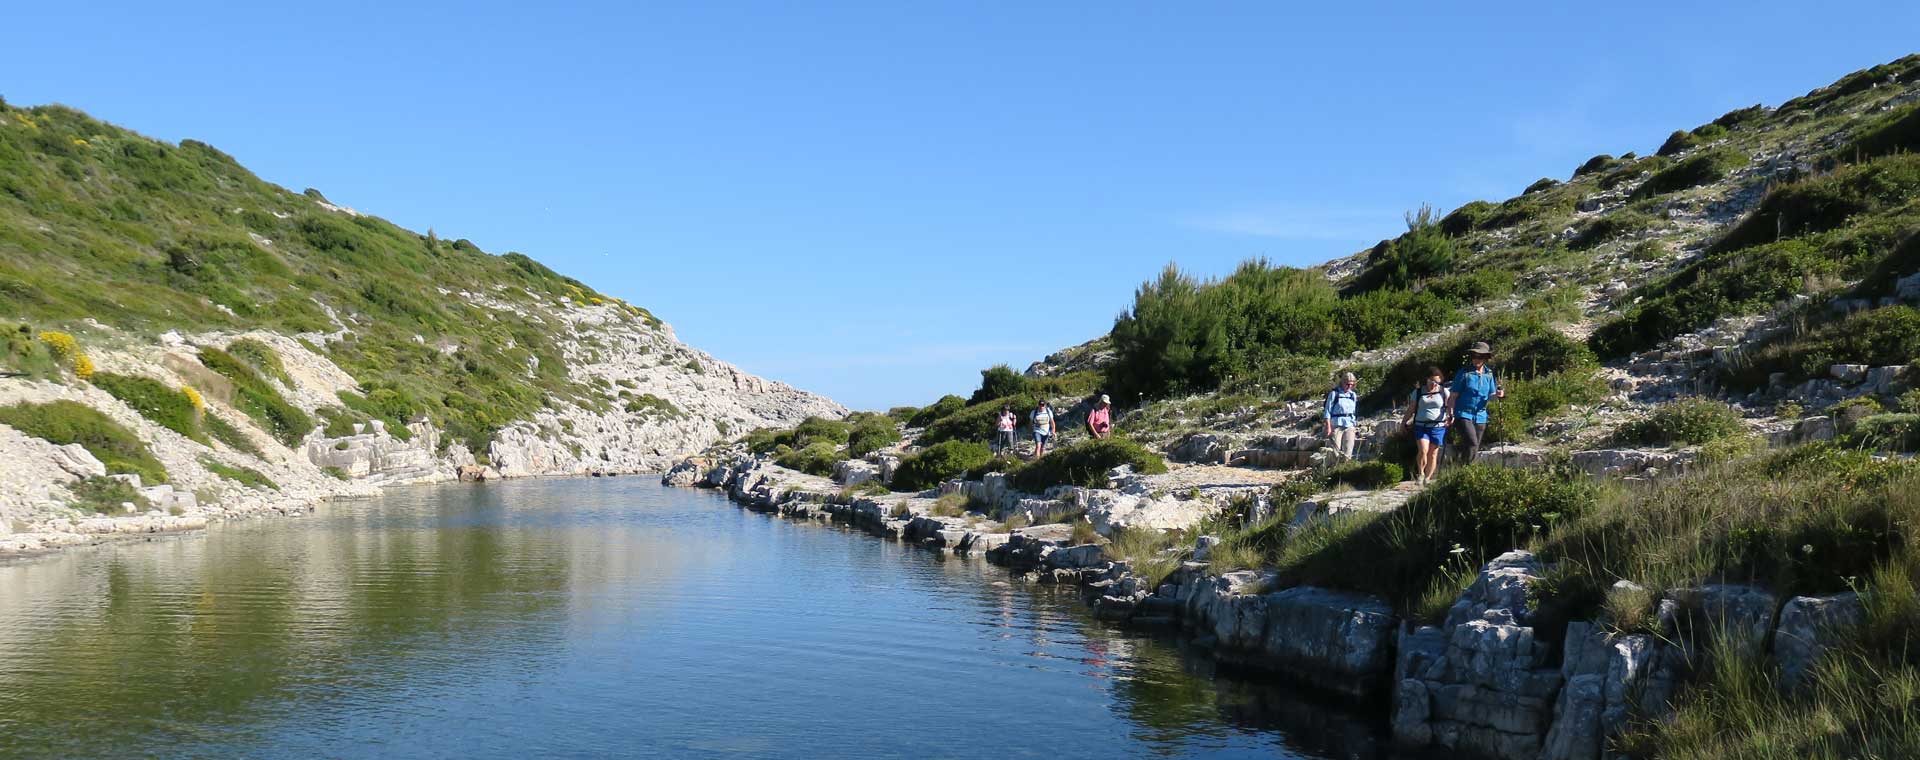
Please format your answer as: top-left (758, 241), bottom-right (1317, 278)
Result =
top-left (665, 449), bottom-right (1867, 760)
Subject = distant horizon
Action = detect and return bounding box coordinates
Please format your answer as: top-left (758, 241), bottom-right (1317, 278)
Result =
top-left (4, 1), bottom-right (1916, 410)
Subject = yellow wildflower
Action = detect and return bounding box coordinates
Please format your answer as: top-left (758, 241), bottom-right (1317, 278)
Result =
top-left (182, 385), bottom-right (206, 410)
top-left (37, 331), bottom-right (79, 362)
top-left (73, 354), bottom-right (95, 380)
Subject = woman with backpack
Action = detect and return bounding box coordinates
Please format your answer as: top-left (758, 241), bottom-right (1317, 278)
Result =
top-left (1030, 400), bottom-right (1056, 458)
top-left (1401, 366), bottom-right (1450, 485)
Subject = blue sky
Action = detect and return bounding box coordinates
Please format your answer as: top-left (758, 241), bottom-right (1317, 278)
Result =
top-left (4, 2), bottom-right (1917, 410)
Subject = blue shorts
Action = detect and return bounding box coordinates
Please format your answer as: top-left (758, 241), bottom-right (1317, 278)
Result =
top-left (1414, 424), bottom-right (1447, 446)
top-left (1033, 431), bottom-right (1053, 445)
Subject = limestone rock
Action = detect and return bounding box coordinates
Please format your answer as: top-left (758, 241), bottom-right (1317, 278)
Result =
top-left (1774, 592), bottom-right (1864, 689)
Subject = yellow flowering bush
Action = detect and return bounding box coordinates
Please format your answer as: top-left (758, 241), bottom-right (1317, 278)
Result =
top-left (182, 385), bottom-right (206, 410)
top-left (37, 331), bottom-right (79, 362)
top-left (73, 354), bottom-right (95, 380)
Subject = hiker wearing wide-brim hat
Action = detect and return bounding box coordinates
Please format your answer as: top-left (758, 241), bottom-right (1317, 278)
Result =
top-left (1088, 394), bottom-right (1115, 439)
top-left (1444, 341), bottom-right (1504, 466)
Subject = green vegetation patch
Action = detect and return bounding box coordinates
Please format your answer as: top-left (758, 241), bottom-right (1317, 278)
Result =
top-left (2, 323), bottom-right (60, 380)
top-left (1724, 305), bottom-right (1920, 389)
top-left (199, 346), bottom-right (313, 445)
top-left (774, 441), bottom-right (841, 477)
top-left (67, 476), bottom-right (148, 514)
top-left (907, 395), bottom-right (966, 428)
top-left (845, 412), bottom-right (901, 457)
top-left (0, 400), bottom-right (168, 484)
top-left (1612, 398), bottom-right (1747, 447)
top-left (890, 441), bottom-right (992, 492)
top-left (1715, 154), bottom-right (1920, 252)
top-left (92, 372), bottom-right (204, 443)
top-left (201, 457), bottom-right (277, 490)
top-left (1011, 438), bottom-right (1167, 492)
top-left (1324, 460), bottom-right (1403, 490)
top-left (1631, 147), bottom-right (1747, 199)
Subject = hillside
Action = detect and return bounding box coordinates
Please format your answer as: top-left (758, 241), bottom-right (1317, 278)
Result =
top-left (696, 54), bottom-right (1920, 758)
top-left (0, 98), bottom-right (843, 552)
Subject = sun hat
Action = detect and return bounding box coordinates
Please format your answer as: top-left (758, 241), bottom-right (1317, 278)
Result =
top-left (1099, 394), bottom-right (1111, 404)
top-left (1467, 341), bottom-right (1494, 356)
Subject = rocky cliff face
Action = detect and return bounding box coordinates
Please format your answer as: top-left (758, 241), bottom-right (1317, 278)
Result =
top-left (0, 298), bottom-right (842, 555)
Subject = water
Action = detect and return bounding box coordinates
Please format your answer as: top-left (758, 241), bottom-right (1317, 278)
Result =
top-left (0, 479), bottom-right (1393, 759)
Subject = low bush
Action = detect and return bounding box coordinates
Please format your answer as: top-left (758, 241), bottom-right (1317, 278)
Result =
top-left (1714, 154), bottom-right (1920, 252)
top-left (891, 441), bottom-right (992, 492)
top-left (885, 405), bottom-right (919, 422)
top-left (1712, 104), bottom-right (1769, 131)
top-left (1631, 147), bottom-right (1747, 199)
top-left (225, 338), bottom-right (292, 386)
top-left (1589, 239), bottom-right (1839, 358)
top-left (1438, 200), bottom-right (1496, 236)
top-left (1011, 438), bottom-right (1167, 492)
top-left (1569, 209), bottom-right (1655, 250)
top-left (845, 413), bottom-right (901, 457)
top-left (2, 324), bottom-right (60, 379)
top-left (1612, 398), bottom-right (1746, 447)
top-left (1522, 177), bottom-right (1559, 195)
top-left (1356, 207), bottom-right (1458, 291)
top-left (0, 400), bottom-right (168, 484)
top-left (1723, 305), bottom-right (1920, 388)
top-left (67, 476), bottom-right (148, 514)
top-left (1573, 154), bottom-right (1619, 178)
top-left (1214, 466), bottom-right (1596, 616)
top-left (907, 395), bottom-right (966, 428)
top-left (1484, 371), bottom-right (1607, 444)
top-left (1656, 130), bottom-right (1698, 157)
top-left (775, 440), bottom-right (841, 477)
top-left (92, 372), bottom-right (204, 443)
top-left (970, 364), bottom-right (1028, 404)
top-left (1598, 156), bottom-right (1668, 191)
top-left (1324, 460), bottom-right (1403, 490)
top-left (199, 346), bottom-right (313, 445)
top-left (1850, 413), bottom-right (1920, 452)
top-left (203, 412), bottom-right (263, 458)
top-left (202, 458), bottom-right (277, 490)
top-left (1840, 101), bottom-right (1920, 162)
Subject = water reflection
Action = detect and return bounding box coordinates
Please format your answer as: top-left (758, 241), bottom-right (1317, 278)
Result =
top-left (0, 479), bottom-right (1396, 759)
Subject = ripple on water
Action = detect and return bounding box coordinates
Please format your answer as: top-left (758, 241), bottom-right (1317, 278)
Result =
top-left (0, 479), bottom-right (1393, 759)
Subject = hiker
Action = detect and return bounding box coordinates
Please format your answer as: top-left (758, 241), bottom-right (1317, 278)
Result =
top-left (1088, 394), bottom-right (1114, 439)
top-left (1402, 365), bottom-right (1450, 484)
top-left (1031, 400), bottom-right (1056, 458)
top-left (993, 405), bottom-right (1018, 454)
top-left (1445, 341), bottom-right (1504, 465)
top-left (1323, 372), bottom-right (1359, 462)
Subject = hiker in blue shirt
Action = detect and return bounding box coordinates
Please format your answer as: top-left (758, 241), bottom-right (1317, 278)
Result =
top-left (1322, 372), bottom-right (1360, 462)
top-left (1444, 341), bottom-right (1504, 465)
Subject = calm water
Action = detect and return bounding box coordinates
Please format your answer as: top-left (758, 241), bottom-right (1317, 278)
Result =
top-left (0, 479), bottom-right (1392, 759)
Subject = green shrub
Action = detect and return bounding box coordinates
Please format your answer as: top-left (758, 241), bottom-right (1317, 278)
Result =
top-left (1598, 156), bottom-right (1668, 191)
top-left (1631, 147), bottom-right (1747, 199)
top-left (846, 413), bottom-right (901, 457)
top-left (92, 372), bottom-right (204, 443)
top-left (225, 338), bottom-right (292, 386)
top-left (1656, 130), bottom-right (1699, 157)
top-left (1523, 177), bottom-right (1559, 194)
top-left (891, 441), bottom-right (992, 492)
top-left (1715, 155), bottom-right (1920, 252)
top-left (1438, 200), bottom-right (1496, 236)
top-left (0, 400), bottom-right (168, 484)
top-left (1569, 209), bottom-right (1655, 250)
top-left (1, 323), bottom-right (60, 379)
top-left (1850, 414), bottom-right (1920, 452)
top-left (68, 476), bottom-right (148, 514)
top-left (907, 395), bottom-right (966, 428)
top-left (1613, 398), bottom-right (1746, 446)
top-left (322, 466), bottom-right (350, 480)
top-left (1712, 104), bottom-right (1768, 131)
top-left (1590, 238), bottom-right (1840, 358)
top-left (1723, 306), bottom-right (1920, 388)
top-left (1424, 269), bottom-right (1514, 305)
top-left (199, 347), bottom-right (312, 445)
top-left (1573, 154), bottom-right (1618, 178)
top-left (622, 393), bottom-right (684, 419)
top-left (885, 405), bottom-right (919, 422)
top-left (1485, 371), bottom-right (1607, 444)
top-left (203, 412), bottom-right (263, 458)
top-left (921, 399), bottom-right (1030, 446)
top-left (202, 457), bottom-right (277, 490)
top-left (775, 440), bottom-right (841, 476)
top-left (1108, 259), bottom-right (1453, 401)
top-left (970, 364), bottom-right (1028, 404)
top-left (1842, 102), bottom-right (1920, 162)
top-left (1356, 206), bottom-right (1458, 291)
top-left (1244, 466), bottom-right (1595, 615)
top-left (1011, 438), bottom-right (1168, 492)
top-left (1325, 460), bottom-right (1403, 490)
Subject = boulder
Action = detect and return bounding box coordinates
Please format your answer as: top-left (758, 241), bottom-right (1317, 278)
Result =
top-left (1774, 592), bottom-right (1864, 689)
top-left (1169, 433), bottom-right (1229, 464)
top-left (1475, 445), bottom-right (1549, 470)
top-left (1829, 364), bottom-right (1868, 385)
top-left (832, 459), bottom-right (880, 487)
top-left (51, 444), bottom-right (107, 480)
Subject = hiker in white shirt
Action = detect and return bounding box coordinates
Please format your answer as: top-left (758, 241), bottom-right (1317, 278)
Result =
top-left (1323, 372), bottom-right (1360, 462)
top-left (994, 406), bottom-right (1018, 454)
top-left (1030, 400), bottom-right (1056, 458)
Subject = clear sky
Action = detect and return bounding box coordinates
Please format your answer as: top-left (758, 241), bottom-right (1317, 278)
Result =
top-left (3, 2), bottom-right (1916, 410)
